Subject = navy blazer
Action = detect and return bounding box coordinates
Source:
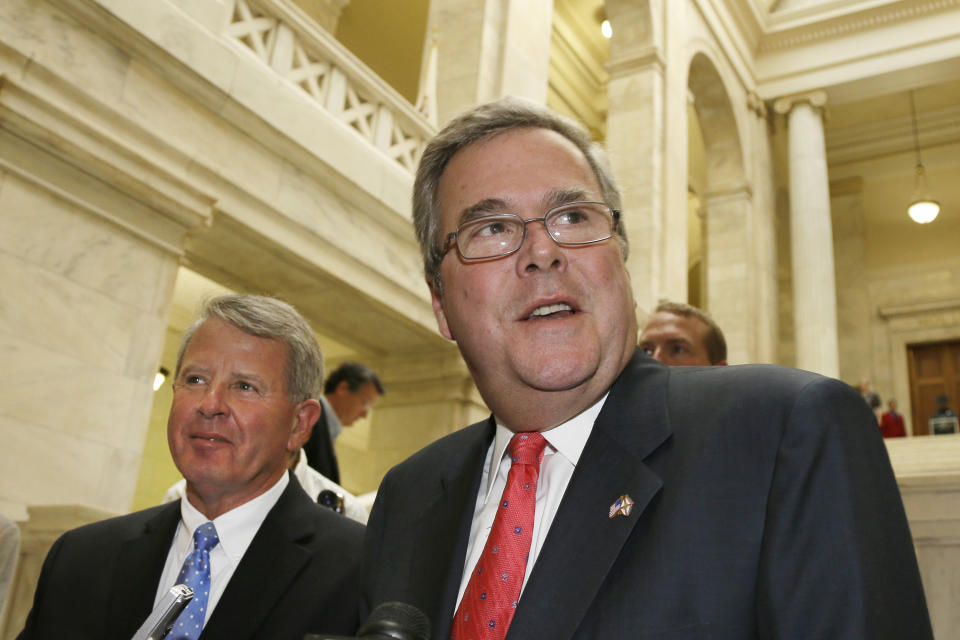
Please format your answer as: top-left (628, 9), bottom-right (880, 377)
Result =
top-left (361, 350), bottom-right (932, 639)
top-left (18, 474), bottom-right (364, 640)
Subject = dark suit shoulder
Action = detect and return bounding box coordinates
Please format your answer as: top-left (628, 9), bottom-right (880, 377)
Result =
top-left (53, 502), bottom-right (176, 546)
top-left (663, 363), bottom-right (863, 430)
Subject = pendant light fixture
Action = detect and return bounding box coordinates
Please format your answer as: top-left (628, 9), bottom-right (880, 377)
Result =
top-left (906, 90), bottom-right (939, 224)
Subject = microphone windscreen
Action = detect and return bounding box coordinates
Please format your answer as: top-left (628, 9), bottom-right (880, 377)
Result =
top-left (358, 601), bottom-right (431, 640)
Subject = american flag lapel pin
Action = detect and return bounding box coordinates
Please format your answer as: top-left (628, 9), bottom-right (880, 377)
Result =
top-left (608, 494), bottom-right (635, 519)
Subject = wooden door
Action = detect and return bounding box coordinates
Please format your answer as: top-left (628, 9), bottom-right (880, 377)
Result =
top-left (907, 340), bottom-right (960, 435)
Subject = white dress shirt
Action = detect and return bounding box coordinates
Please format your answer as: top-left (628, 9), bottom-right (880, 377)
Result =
top-left (454, 394), bottom-right (608, 609)
top-left (153, 472), bottom-right (289, 625)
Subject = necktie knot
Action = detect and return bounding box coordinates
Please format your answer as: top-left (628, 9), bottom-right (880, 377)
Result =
top-left (508, 432), bottom-right (547, 467)
top-left (193, 521), bottom-right (219, 553)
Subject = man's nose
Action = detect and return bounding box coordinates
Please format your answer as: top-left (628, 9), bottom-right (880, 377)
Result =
top-left (517, 219), bottom-right (565, 272)
top-left (197, 385), bottom-right (227, 417)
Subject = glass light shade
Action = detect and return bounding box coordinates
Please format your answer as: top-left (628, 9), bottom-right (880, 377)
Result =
top-left (601, 19), bottom-right (612, 38)
top-left (907, 163), bottom-right (939, 224)
top-left (908, 199), bottom-right (940, 224)
top-left (153, 368), bottom-right (169, 391)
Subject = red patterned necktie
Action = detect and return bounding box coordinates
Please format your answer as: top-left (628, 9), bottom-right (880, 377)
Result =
top-left (450, 432), bottom-right (548, 640)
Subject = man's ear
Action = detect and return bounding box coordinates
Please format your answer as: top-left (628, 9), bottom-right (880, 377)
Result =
top-left (429, 278), bottom-right (454, 341)
top-left (288, 399), bottom-right (321, 451)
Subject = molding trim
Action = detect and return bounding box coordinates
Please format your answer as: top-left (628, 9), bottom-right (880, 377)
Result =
top-left (878, 298), bottom-right (960, 319)
top-left (759, 0), bottom-right (960, 52)
top-left (0, 74), bottom-right (214, 249)
top-left (606, 47), bottom-right (666, 78)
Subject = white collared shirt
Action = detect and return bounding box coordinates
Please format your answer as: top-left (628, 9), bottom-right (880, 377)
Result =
top-left (455, 394), bottom-right (608, 609)
top-left (153, 472), bottom-right (289, 625)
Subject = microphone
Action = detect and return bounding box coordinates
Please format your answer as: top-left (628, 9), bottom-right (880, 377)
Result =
top-left (317, 489), bottom-right (345, 514)
top-left (130, 584), bottom-right (194, 640)
top-left (304, 601), bottom-right (430, 640)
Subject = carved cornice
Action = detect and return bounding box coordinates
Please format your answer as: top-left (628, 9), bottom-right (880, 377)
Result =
top-left (0, 74), bottom-right (214, 253)
top-left (759, 0), bottom-right (960, 52)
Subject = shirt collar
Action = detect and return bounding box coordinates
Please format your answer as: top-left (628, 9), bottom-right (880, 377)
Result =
top-left (179, 471), bottom-right (289, 564)
top-left (485, 392), bottom-right (609, 498)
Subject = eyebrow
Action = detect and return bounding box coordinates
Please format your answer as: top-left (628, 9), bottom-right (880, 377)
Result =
top-left (543, 188), bottom-right (590, 210)
top-left (458, 198), bottom-right (510, 224)
top-left (456, 188), bottom-right (593, 225)
top-left (178, 365), bottom-right (269, 387)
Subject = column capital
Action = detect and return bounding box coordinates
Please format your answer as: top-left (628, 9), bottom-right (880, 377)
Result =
top-left (773, 89), bottom-right (827, 116)
top-left (746, 91), bottom-right (767, 118)
top-left (606, 46), bottom-right (666, 79)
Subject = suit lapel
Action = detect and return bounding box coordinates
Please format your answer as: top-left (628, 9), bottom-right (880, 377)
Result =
top-left (411, 420), bottom-right (492, 640)
top-left (108, 503), bottom-right (181, 637)
top-left (201, 477), bottom-right (314, 640)
top-left (507, 352), bottom-right (672, 640)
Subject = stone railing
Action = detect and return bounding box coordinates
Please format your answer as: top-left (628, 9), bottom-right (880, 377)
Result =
top-left (224, 0), bottom-right (434, 174)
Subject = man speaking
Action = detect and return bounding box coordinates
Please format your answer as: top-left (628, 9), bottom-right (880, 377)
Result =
top-left (19, 295), bottom-right (363, 640)
top-left (361, 99), bottom-right (932, 639)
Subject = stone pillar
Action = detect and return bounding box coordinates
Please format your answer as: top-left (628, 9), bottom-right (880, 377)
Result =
top-left (1, 505), bottom-right (120, 638)
top-left (0, 95), bottom-right (211, 520)
top-left (605, 0), bottom-right (668, 316)
top-left (704, 187), bottom-right (755, 364)
top-left (747, 92), bottom-right (779, 364)
top-left (773, 91), bottom-right (839, 378)
top-left (428, 0), bottom-right (554, 124)
top-left (830, 177), bottom-right (873, 386)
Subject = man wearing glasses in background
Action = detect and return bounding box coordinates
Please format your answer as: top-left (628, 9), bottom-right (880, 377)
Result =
top-left (360, 98), bottom-right (932, 639)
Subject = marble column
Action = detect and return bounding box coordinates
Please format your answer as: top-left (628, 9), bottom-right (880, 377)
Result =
top-left (428, 0), bottom-right (554, 125)
top-left (704, 186), bottom-right (755, 364)
top-left (604, 0), bottom-right (676, 316)
top-left (747, 92), bottom-right (779, 364)
top-left (773, 91), bottom-right (839, 378)
top-left (830, 177), bottom-right (872, 386)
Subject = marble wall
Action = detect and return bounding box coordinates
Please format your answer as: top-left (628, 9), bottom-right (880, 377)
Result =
top-left (0, 0), bottom-right (450, 519)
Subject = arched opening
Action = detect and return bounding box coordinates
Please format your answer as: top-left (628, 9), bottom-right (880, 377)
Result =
top-left (686, 52), bottom-right (750, 361)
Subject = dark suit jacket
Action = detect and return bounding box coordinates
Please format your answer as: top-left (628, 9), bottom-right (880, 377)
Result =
top-left (18, 474), bottom-right (364, 640)
top-left (361, 351), bottom-right (932, 639)
top-left (305, 409), bottom-right (340, 484)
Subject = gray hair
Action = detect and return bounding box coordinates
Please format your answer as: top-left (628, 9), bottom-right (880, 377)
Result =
top-left (413, 97), bottom-right (627, 292)
top-left (175, 294), bottom-right (324, 402)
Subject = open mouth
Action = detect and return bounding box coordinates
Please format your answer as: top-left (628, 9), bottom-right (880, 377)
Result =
top-left (527, 302), bottom-right (575, 320)
top-left (192, 434), bottom-right (228, 443)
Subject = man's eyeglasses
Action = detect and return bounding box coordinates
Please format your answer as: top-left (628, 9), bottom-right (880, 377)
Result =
top-left (440, 201), bottom-right (620, 262)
